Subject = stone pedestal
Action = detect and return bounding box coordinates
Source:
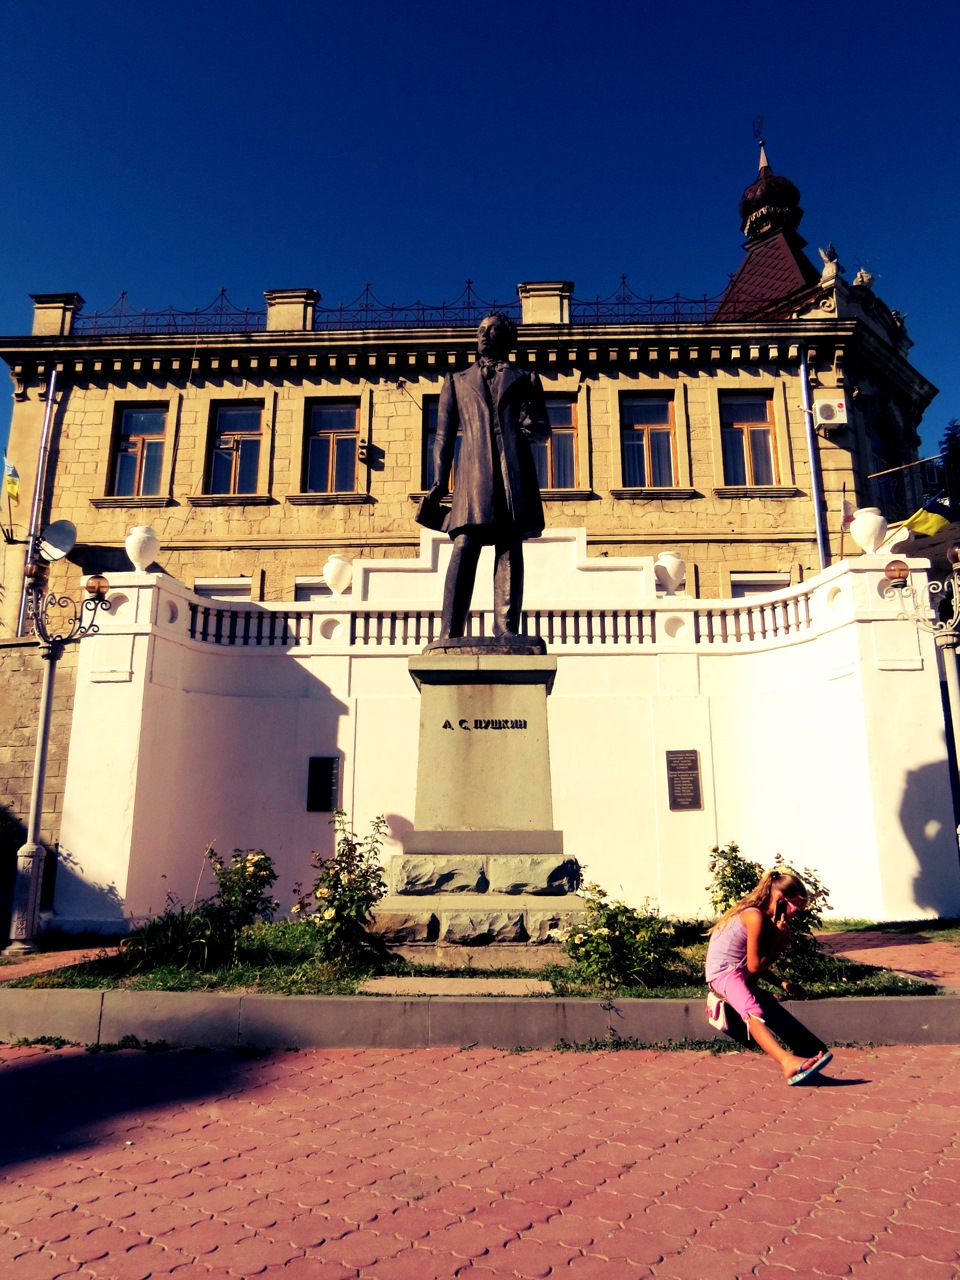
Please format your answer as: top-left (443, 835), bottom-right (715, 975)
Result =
top-left (373, 642), bottom-right (584, 954)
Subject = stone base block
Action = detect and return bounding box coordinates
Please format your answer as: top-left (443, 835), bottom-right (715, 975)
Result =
top-left (371, 892), bottom-right (587, 948)
top-left (440, 910), bottom-right (526, 945)
top-left (487, 856), bottom-right (580, 895)
top-left (391, 856), bottom-right (487, 895)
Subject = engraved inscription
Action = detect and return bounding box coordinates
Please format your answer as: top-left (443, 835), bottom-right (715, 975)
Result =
top-left (666, 749), bottom-right (703, 811)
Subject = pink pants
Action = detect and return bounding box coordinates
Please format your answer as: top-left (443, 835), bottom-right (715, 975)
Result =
top-left (709, 968), bottom-right (765, 1022)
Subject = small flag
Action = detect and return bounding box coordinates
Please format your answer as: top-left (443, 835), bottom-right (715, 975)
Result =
top-left (3, 455), bottom-right (19, 504)
top-left (840, 487), bottom-right (855, 531)
top-left (902, 498), bottom-right (951, 538)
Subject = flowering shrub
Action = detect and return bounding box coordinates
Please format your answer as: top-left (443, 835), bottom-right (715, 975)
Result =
top-left (294, 811), bottom-right (388, 972)
top-left (208, 848), bottom-right (278, 929)
top-left (553, 881), bottom-right (679, 990)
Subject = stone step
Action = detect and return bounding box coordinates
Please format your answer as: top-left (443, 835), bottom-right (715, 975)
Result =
top-left (372, 892), bottom-right (586, 947)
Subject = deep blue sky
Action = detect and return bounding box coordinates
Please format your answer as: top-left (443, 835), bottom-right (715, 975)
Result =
top-left (1, 0), bottom-right (957, 457)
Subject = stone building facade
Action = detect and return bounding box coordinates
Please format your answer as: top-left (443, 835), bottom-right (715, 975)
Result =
top-left (0, 153), bottom-right (935, 630)
top-left (0, 150), bottom-right (945, 932)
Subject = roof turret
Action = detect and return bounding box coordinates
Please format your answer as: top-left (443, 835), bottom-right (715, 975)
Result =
top-left (738, 142), bottom-right (804, 239)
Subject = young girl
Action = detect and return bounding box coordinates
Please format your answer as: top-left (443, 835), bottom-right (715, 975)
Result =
top-left (705, 869), bottom-right (833, 1085)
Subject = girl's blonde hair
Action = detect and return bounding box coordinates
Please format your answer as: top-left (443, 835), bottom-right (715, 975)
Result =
top-left (711, 868), bottom-right (807, 933)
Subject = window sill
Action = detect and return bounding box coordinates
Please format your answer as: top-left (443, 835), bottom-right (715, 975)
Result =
top-left (610, 487), bottom-right (700, 500)
top-left (286, 492), bottom-right (372, 505)
top-left (187, 494), bottom-right (277, 507)
top-left (90, 496), bottom-right (175, 509)
top-left (713, 486), bottom-right (800, 499)
top-left (407, 489), bottom-right (597, 503)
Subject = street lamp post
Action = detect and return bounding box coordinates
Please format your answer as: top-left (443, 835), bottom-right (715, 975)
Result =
top-left (884, 548), bottom-right (960, 798)
top-left (3, 566), bottom-right (110, 956)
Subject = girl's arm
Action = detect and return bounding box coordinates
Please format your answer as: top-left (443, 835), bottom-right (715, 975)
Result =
top-left (743, 907), bottom-right (789, 975)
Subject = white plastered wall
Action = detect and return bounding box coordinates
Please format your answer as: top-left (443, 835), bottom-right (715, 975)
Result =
top-left (56, 532), bottom-right (960, 928)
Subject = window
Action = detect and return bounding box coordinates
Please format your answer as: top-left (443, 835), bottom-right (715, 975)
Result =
top-left (720, 394), bottom-right (776, 486)
top-left (305, 401), bottom-right (359, 493)
top-left (530, 397), bottom-right (578, 489)
top-left (422, 396), bottom-right (461, 490)
top-left (729, 572), bottom-right (791, 599)
top-left (307, 756), bottom-right (340, 812)
top-left (207, 403), bottom-right (262, 495)
top-left (193, 578), bottom-right (252, 602)
top-left (620, 396), bottom-right (675, 487)
top-left (111, 406), bottom-right (166, 497)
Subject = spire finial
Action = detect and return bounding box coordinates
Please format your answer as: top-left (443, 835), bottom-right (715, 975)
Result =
top-left (758, 140), bottom-right (769, 170)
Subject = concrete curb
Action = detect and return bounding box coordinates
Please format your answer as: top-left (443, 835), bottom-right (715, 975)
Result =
top-left (1, 989), bottom-right (958, 1049)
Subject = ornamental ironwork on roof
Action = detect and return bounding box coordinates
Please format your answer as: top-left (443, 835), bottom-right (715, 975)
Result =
top-left (72, 289), bottom-right (265, 336)
top-left (69, 278), bottom-right (786, 338)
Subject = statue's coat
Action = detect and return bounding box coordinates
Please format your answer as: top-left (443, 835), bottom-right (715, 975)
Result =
top-left (433, 363), bottom-right (549, 543)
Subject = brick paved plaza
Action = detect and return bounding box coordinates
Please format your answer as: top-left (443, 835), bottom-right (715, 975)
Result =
top-left (2, 1042), bottom-right (960, 1278)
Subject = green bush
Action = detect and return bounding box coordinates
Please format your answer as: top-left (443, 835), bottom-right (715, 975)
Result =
top-left (553, 882), bottom-right (679, 990)
top-left (294, 811), bottom-right (388, 973)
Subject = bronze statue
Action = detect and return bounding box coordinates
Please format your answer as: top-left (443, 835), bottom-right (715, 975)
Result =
top-left (419, 312), bottom-right (549, 639)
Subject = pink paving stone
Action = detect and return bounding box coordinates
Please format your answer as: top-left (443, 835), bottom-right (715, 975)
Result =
top-left (566, 1255), bottom-right (655, 1279)
top-left (526, 1214), bottom-right (599, 1248)
top-left (205, 1236), bottom-right (303, 1274)
top-left (95, 1241), bottom-right (179, 1280)
top-left (379, 1205), bottom-right (446, 1241)
top-left (856, 1254), bottom-right (960, 1279)
top-left (278, 1260), bottom-right (358, 1280)
top-left (4, 1249), bottom-right (81, 1280)
top-left (695, 1217), bottom-right (786, 1255)
top-left (879, 1223), bottom-right (960, 1262)
top-left (430, 1221), bottom-right (515, 1259)
top-left (767, 1234), bottom-right (869, 1275)
top-left (496, 1236), bottom-right (572, 1277)
top-left (586, 1225), bottom-right (675, 1265)
top-left (263, 1215), bottom-right (330, 1251)
top-left (894, 1199), bottom-right (960, 1230)
top-left (311, 1229), bottom-right (402, 1269)
top-left (165, 1217), bottom-right (249, 1257)
top-left (654, 1244), bottom-right (761, 1280)
top-left (65, 1225), bottom-right (136, 1264)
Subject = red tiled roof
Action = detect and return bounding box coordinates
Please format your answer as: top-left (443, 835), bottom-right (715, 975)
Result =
top-left (714, 230), bottom-right (822, 322)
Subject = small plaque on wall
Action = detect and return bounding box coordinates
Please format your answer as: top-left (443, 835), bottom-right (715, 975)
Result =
top-left (666, 750), bottom-right (703, 811)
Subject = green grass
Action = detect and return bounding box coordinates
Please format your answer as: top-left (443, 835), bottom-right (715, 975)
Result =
top-left (6, 919), bottom-right (940, 998)
top-left (818, 917), bottom-right (960, 947)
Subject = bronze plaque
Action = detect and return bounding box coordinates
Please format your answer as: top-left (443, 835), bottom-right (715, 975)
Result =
top-left (666, 750), bottom-right (703, 811)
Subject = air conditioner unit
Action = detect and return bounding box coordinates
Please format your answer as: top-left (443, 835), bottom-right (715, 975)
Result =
top-left (814, 396), bottom-right (848, 430)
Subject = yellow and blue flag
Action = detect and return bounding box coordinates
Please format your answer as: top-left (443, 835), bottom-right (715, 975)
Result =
top-left (902, 498), bottom-right (951, 538)
top-left (3, 455), bottom-right (19, 504)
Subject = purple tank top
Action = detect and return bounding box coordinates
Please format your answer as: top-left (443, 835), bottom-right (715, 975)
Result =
top-left (705, 915), bottom-right (748, 984)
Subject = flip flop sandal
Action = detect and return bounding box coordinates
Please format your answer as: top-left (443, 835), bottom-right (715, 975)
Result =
top-left (788, 1050), bottom-right (833, 1086)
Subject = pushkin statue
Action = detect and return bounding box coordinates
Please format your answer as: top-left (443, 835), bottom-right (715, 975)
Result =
top-left (418, 312), bottom-right (549, 639)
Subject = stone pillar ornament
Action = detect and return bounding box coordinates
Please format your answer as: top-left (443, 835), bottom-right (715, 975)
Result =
top-left (322, 553), bottom-right (353, 596)
top-left (654, 551), bottom-right (686, 595)
top-left (850, 508), bottom-right (888, 555)
top-left (125, 526), bottom-right (160, 573)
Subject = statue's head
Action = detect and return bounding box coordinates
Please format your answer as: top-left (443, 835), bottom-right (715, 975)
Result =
top-left (477, 311), bottom-right (517, 360)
